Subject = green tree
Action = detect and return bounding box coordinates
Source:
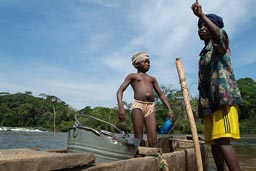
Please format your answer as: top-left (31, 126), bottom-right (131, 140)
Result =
top-left (237, 78), bottom-right (256, 134)
top-left (237, 78), bottom-right (256, 120)
top-left (0, 92), bottom-right (76, 131)
top-left (18, 103), bottom-right (33, 126)
top-left (154, 86), bottom-right (183, 123)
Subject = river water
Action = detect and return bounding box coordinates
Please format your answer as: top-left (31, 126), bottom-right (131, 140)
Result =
top-left (0, 131), bottom-right (255, 171)
top-left (206, 135), bottom-right (256, 171)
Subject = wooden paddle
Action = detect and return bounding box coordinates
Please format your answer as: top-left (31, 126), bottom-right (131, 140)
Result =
top-left (175, 57), bottom-right (203, 171)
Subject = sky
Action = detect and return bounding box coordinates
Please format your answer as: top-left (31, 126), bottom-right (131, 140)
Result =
top-left (0, 0), bottom-right (255, 110)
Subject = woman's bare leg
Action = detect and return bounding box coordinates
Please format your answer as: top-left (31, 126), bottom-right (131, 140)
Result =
top-left (213, 138), bottom-right (240, 171)
top-left (211, 145), bottom-right (226, 171)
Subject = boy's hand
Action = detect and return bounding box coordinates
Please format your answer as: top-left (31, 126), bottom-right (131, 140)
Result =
top-left (191, 2), bottom-right (203, 18)
top-left (118, 109), bottom-right (126, 122)
top-left (168, 110), bottom-right (174, 124)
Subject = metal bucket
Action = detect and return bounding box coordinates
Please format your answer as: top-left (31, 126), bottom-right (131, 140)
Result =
top-left (67, 114), bottom-right (140, 163)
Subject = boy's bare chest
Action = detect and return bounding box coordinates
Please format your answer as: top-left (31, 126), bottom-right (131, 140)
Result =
top-left (134, 74), bottom-right (152, 83)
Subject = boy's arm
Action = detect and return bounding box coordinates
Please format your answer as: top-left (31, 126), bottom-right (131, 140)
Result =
top-left (116, 74), bottom-right (133, 122)
top-left (153, 78), bottom-right (174, 123)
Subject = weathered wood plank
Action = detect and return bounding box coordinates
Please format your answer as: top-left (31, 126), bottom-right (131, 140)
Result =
top-left (137, 147), bottom-right (162, 156)
top-left (0, 149), bottom-right (95, 171)
top-left (83, 148), bottom-right (206, 171)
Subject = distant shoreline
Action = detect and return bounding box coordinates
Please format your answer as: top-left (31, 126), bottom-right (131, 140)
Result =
top-left (1, 127), bottom-right (255, 139)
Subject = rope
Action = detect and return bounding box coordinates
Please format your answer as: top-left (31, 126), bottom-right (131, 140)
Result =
top-left (156, 153), bottom-right (169, 171)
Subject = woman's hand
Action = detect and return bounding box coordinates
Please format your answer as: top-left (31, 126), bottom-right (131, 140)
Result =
top-left (191, 2), bottom-right (203, 18)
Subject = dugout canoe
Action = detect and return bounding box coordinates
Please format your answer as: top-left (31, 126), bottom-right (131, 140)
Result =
top-left (0, 114), bottom-right (208, 171)
top-left (0, 137), bottom-right (208, 171)
top-left (66, 114), bottom-right (209, 171)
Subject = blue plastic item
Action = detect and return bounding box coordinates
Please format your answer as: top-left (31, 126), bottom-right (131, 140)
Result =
top-left (159, 118), bottom-right (173, 134)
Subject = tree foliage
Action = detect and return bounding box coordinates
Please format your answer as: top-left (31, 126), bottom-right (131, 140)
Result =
top-left (237, 78), bottom-right (256, 133)
top-left (0, 77), bottom-right (255, 134)
top-left (0, 92), bottom-right (76, 131)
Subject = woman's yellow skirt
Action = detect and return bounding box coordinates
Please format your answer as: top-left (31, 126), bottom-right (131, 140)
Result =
top-left (203, 105), bottom-right (240, 144)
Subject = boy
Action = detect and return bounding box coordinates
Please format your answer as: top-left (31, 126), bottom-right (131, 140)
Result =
top-left (191, 2), bottom-right (242, 171)
top-left (116, 51), bottom-right (174, 147)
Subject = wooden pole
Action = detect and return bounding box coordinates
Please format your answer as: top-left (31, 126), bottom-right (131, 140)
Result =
top-left (53, 105), bottom-right (56, 133)
top-left (175, 57), bottom-right (203, 171)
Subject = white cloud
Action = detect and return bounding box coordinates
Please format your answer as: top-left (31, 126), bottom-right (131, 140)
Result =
top-left (0, 0), bottom-right (255, 109)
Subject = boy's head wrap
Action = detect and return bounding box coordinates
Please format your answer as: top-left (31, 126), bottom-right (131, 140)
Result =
top-left (198, 14), bottom-right (224, 28)
top-left (131, 51), bottom-right (149, 67)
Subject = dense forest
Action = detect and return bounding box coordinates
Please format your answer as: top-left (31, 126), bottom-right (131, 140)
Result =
top-left (0, 77), bottom-right (255, 134)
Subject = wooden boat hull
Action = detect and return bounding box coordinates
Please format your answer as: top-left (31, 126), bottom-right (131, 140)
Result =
top-left (0, 136), bottom-right (208, 171)
top-left (84, 137), bottom-right (208, 171)
top-left (66, 115), bottom-right (208, 170)
top-left (85, 148), bottom-right (203, 171)
top-left (0, 148), bottom-right (95, 171)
